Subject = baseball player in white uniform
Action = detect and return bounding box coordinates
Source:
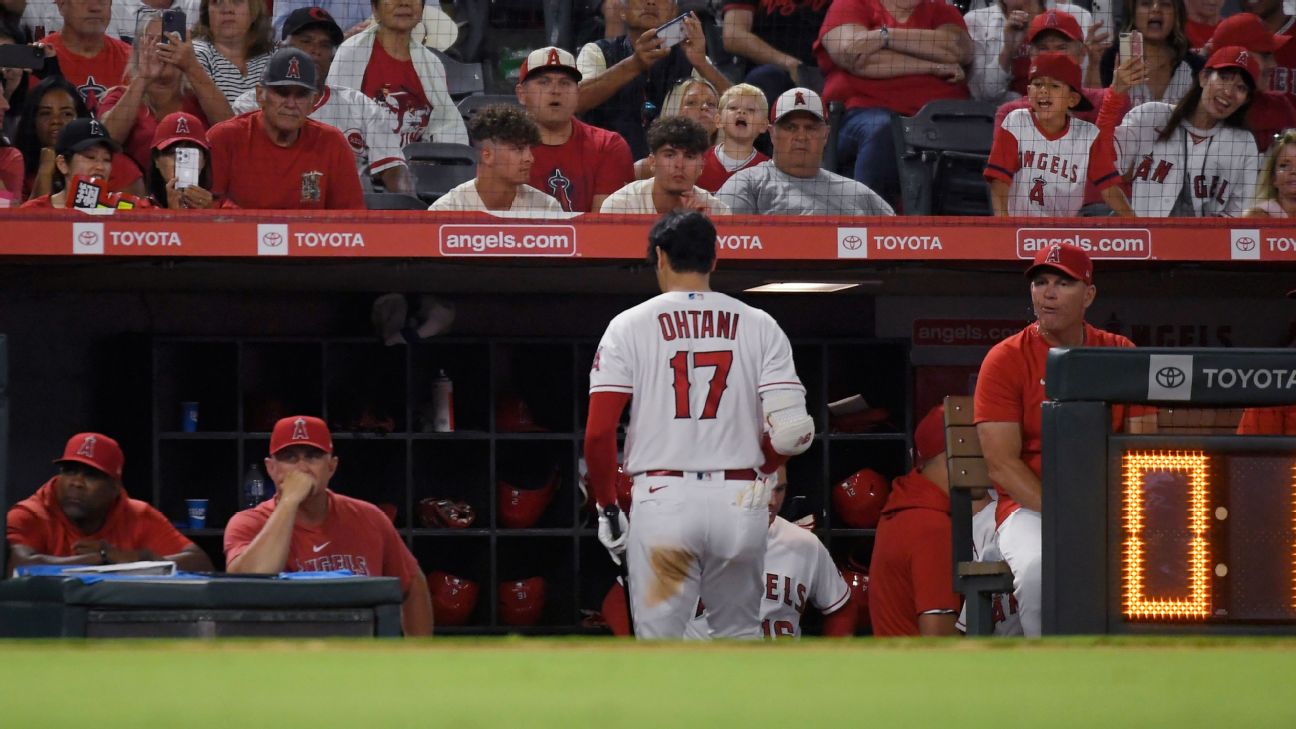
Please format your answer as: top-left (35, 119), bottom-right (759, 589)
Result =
top-left (955, 492), bottom-right (1024, 636)
top-left (684, 467), bottom-right (853, 639)
top-left (584, 210), bottom-right (814, 640)
top-left (1109, 46), bottom-right (1260, 218)
top-left (231, 7), bottom-right (413, 194)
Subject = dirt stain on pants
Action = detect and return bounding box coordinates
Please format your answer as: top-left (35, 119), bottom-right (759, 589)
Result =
top-left (646, 547), bottom-right (694, 607)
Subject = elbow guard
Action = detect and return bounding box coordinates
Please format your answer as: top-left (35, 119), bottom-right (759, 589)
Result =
top-left (762, 389), bottom-right (815, 456)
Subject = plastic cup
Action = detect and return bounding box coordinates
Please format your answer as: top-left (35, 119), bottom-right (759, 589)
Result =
top-left (180, 401), bottom-right (199, 432)
top-left (185, 498), bottom-right (208, 529)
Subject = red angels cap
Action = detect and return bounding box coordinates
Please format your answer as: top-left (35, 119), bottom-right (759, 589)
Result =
top-left (913, 404), bottom-right (947, 464)
top-left (1026, 9), bottom-right (1083, 43)
top-left (54, 432), bottom-right (124, 480)
top-left (151, 111), bottom-right (209, 151)
top-left (519, 46), bottom-right (581, 83)
top-left (1026, 242), bottom-right (1093, 285)
top-left (1205, 46), bottom-right (1262, 88)
top-left (270, 415), bottom-right (334, 454)
top-left (771, 87), bottom-right (826, 123)
top-left (1210, 13), bottom-right (1290, 53)
top-left (496, 394), bottom-right (546, 432)
top-left (1028, 51), bottom-right (1091, 111)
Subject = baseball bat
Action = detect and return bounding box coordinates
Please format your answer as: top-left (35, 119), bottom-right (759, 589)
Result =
top-left (603, 503), bottom-right (634, 635)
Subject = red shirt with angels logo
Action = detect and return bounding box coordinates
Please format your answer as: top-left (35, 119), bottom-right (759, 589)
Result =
top-left (361, 40), bottom-right (433, 147)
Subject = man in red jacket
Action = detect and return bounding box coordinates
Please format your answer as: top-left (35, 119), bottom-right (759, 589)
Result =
top-left (6, 432), bottom-right (213, 574)
top-left (869, 404), bottom-right (981, 636)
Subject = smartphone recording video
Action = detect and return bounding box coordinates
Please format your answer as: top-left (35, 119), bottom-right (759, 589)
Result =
top-left (175, 147), bottom-right (200, 190)
top-left (655, 13), bottom-right (689, 49)
top-left (161, 9), bottom-right (187, 43)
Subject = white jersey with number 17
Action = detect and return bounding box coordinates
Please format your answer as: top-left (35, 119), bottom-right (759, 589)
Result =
top-left (589, 290), bottom-right (803, 474)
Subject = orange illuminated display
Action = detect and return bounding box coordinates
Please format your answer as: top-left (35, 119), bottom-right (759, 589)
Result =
top-left (1122, 450), bottom-right (1212, 621)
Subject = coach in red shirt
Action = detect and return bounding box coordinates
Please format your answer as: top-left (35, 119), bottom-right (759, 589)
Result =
top-left (6, 432), bottom-right (213, 574)
top-left (207, 46), bottom-right (363, 210)
top-left (224, 416), bottom-right (432, 636)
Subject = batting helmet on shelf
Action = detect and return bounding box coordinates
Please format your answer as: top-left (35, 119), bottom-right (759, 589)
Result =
top-left (417, 497), bottom-right (476, 528)
top-left (496, 394), bottom-right (546, 432)
top-left (578, 463), bottom-right (633, 515)
top-left (839, 563), bottom-right (871, 633)
top-left (497, 469), bottom-right (559, 528)
top-left (832, 468), bottom-right (891, 528)
top-left (428, 571), bottom-right (479, 626)
top-left (499, 576), bottom-right (546, 626)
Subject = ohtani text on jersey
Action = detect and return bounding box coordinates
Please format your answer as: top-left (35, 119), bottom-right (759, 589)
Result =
top-left (657, 310), bottom-right (740, 341)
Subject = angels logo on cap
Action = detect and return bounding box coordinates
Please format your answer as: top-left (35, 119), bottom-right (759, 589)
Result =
top-left (174, 116), bottom-right (190, 135)
top-left (772, 87), bottom-right (825, 122)
top-left (1236, 49), bottom-right (1250, 65)
top-left (1044, 244), bottom-right (1063, 264)
top-left (286, 57), bottom-right (302, 80)
top-left (291, 417), bottom-right (310, 441)
top-left (76, 435), bottom-right (97, 458)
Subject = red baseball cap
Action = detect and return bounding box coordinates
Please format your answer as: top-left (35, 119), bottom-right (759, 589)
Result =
top-left (270, 415), bottom-right (334, 454)
top-left (913, 404), bottom-right (946, 464)
top-left (1028, 52), bottom-right (1092, 111)
top-left (1027, 9), bottom-right (1083, 43)
top-left (1210, 13), bottom-right (1290, 54)
top-left (1026, 242), bottom-right (1093, 285)
top-left (54, 432), bottom-right (124, 480)
top-left (1205, 46), bottom-right (1262, 88)
top-left (151, 112), bottom-right (209, 152)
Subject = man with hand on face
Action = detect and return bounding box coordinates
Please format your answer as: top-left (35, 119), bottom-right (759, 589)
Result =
top-left (224, 416), bottom-right (433, 636)
top-left (599, 115), bottom-right (729, 214)
top-left (717, 87), bottom-right (892, 216)
top-left (7, 433), bottom-right (213, 574)
top-left (207, 45), bottom-right (364, 209)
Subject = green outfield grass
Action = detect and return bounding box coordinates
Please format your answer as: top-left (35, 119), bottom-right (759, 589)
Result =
top-left (2, 637), bottom-right (1295, 728)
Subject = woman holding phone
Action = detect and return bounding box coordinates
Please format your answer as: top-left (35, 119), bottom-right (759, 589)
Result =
top-left (146, 111), bottom-right (232, 209)
top-left (192, 0), bottom-right (275, 105)
top-left (100, 10), bottom-right (234, 174)
top-left (1095, 0), bottom-right (1200, 106)
top-left (1098, 46), bottom-right (1258, 217)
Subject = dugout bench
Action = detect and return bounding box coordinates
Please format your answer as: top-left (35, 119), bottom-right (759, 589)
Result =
top-left (0, 574), bottom-right (404, 638)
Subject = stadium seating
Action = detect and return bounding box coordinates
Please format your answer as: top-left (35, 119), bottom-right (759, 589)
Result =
top-left (456, 94), bottom-right (523, 124)
top-left (430, 48), bottom-right (486, 99)
top-left (364, 192), bottom-right (429, 210)
top-left (405, 142), bottom-right (479, 203)
top-left (891, 100), bottom-right (998, 216)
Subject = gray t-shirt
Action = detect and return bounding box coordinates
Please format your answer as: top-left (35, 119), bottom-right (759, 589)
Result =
top-left (715, 161), bottom-right (894, 216)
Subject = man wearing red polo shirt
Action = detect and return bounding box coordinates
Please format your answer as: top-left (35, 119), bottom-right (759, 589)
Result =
top-left (6, 432), bottom-right (213, 574)
top-left (207, 46), bottom-right (363, 209)
top-left (224, 416), bottom-right (432, 636)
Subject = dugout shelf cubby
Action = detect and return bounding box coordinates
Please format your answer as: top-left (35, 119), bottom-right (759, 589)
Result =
top-left (148, 335), bottom-right (911, 635)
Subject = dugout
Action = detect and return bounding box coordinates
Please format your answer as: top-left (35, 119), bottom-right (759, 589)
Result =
top-left (3, 212), bottom-right (1296, 634)
top-left (1044, 347), bottom-right (1296, 636)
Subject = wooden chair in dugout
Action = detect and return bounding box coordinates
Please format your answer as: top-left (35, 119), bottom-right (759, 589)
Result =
top-left (943, 395), bottom-right (1015, 636)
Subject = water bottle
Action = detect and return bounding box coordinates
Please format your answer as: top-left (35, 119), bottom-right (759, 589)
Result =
top-left (432, 370), bottom-right (455, 432)
top-left (242, 463), bottom-right (267, 510)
